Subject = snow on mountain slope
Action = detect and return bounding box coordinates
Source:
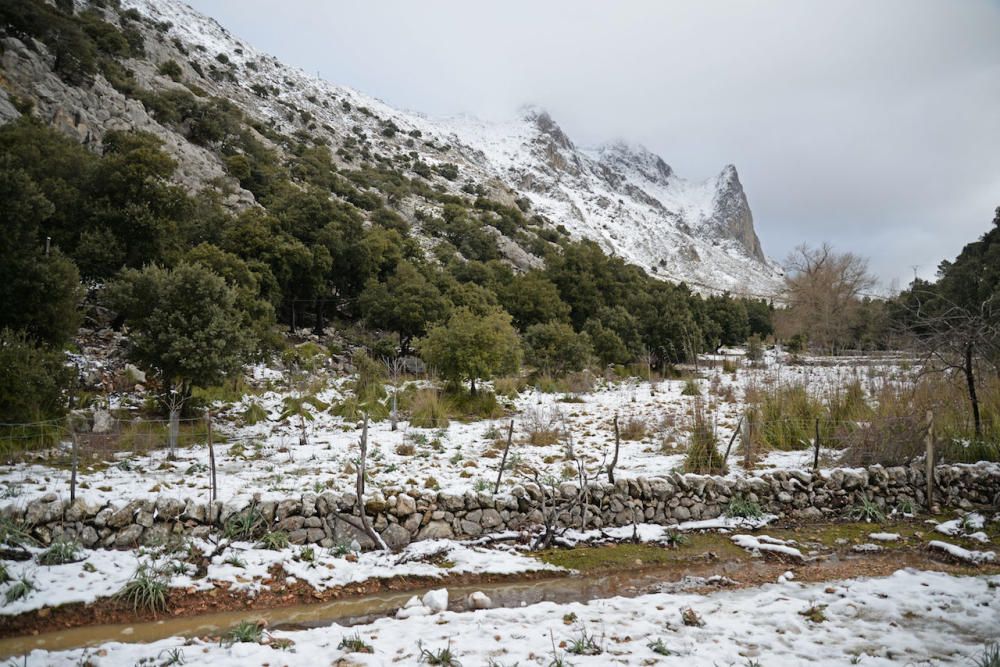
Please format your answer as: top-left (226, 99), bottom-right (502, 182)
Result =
top-left (436, 108), bottom-right (783, 296)
top-left (120, 0), bottom-right (782, 296)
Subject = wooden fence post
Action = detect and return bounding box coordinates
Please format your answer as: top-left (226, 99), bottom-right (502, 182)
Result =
top-left (743, 413), bottom-right (753, 470)
top-left (207, 410), bottom-right (217, 503)
top-left (813, 418), bottom-right (821, 470)
top-left (925, 410), bottom-right (935, 511)
top-left (494, 420), bottom-right (515, 495)
top-left (607, 414), bottom-right (621, 484)
top-left (69, 417), bottom-right (78, 504)
top-left (722, 415), bottom-right (743, 464)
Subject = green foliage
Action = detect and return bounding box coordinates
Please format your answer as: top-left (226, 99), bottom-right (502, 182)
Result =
top-left (338, 633), bottom-right (374, 654)
top-left (0, 517), bottom-right (35, 548)
top-left (418, 307), bottom-right (521, 394)
top-left (498, 271), bottom-right (570, 329)
top-left (258, 531), bottom-right (290, 550)
top-left (108, 262), bottom-right (257, 394)
top-left (524, 322), bottom-right (593, 376)
top-left (647, 638), bottom-right (673, 656)
top-left (223, 505), bottom-right (265, 541)
top-left (681, 379), bottom-right (701, 396)
top-left (222, 620), bottom-right (264, 645)
top-left (242, 401), bottom-right (269, 425)
top-left (746, 333), bottom-right (764, 363)
top-left (0, 328), bottom-right (76, 424)
top-left (683, 417), bottom-right (727, 474)
top-left (565, 627), bottom-right (603, 656)
top-left (725, 494), bottom-right (763, 519)
top-left (974, 642), bottom-right (1000, 667)
top-left (157, 59), bottom-right (183, 81)
top-left (848, 495), bottom-right (885, 523)
top-left (0, 165), bottom-right (83, 346)
top-left (418, 640), bottom-right (461, 666)
top-left (4, 575), bottom-right (35, 605)
top-left (37, 540), bottom-right (82, 565)
top-left (360, 261), bottom-right (449, 353)
top-left (115, 563), bottom-right (168, 613)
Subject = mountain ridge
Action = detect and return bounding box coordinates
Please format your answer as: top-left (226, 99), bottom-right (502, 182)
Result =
top-left (1, 0), bottom-right (783, 296)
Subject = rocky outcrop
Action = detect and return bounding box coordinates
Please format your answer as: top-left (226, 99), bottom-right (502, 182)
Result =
top-left (4, 463), bottom-right (997, 552)
top-left (710, 165), bottom-right (766, 262)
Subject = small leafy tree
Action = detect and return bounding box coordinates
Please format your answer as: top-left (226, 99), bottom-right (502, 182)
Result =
top-left (523, 321), bottom-right (592, 376)
top-left (0, 328), bottom-right (76, 423)
top-left (108, 263), bottom-right (255, 453)
top-left (418, 307), bottom-right (521, 395)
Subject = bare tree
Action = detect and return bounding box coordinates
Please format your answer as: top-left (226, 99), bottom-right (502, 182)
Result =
top-left (383, 356), bottom-right (405, 432)
top-left (337, 415), bottom-right (387, 550)
top-left (780, 242), bottom-right (877, 353)
top-left (900, 291), bottom-right (1000, 438)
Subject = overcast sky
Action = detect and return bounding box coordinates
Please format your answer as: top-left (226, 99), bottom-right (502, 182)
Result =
top-left (188, 0), bottom-right (1000, 291)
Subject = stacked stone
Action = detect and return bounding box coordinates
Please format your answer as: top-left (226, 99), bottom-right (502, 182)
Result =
top-left (4, 463), bottom-right (997, 551)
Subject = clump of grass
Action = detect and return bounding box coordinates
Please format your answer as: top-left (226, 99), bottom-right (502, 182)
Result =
top-left (973, 642), bottom-right (1000, 667)
top-left (395, 441), bottom-right (417, 456)
top-left (223, 554), bottom-right (246, 568)
top-left (619, 415), bottom-right (648, 441)
top-left (647, 638), bottom-right (673, 656)
top-left (722, 359), bottom-right (739, 373)
top-left (683, 415), bottom-right (727, 475)
top-left (409, 389), bottom-right (450, 429)
top-left (223, 505), bottom-right (265, 541)
top-left (0, 517), bottom-right (35, 548)
top-left (4, 575), bottom-right (34, 605)
top-left (0, 563), bottom-right (9, 584)
top-left (523, 405), bottom-right (562, 446)
top-left (799, 603), bottom-right (828, 623)
top-left (242, 401), bottom-right (269, 425)
top-left (418, 639), bottom-right (461, 665)
top-left (848, 495), bottom-right (885, 523)
top-left (747, 382), bottom-right (823, 451)
top-left (38, 540), bottom-right (82, 566)
top-left (494, 375), bottom-right (528, 399)
top-left (114, 563), bottom-right (167, 613)
top-left (681, 378), bottom-right (701, 396)
top-left (566, 627), bottom-right (603, 656)
top-left (258, 531), bottom-right (289, 550)
top-left (447, 389), bottom-right (503, 420)
top-left (338, 632), bottom-right (374, 653)
top-left (663, 531), bottom-right (689, 548)
top-left (222, 620), bottom-right (264, 645)
top-left (725, 494), bottom-right (763, 519)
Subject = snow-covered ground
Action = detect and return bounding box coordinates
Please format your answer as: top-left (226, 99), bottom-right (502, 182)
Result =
top-left (0, 538), bottom-right (558, 617)
top-left (0, 351), bottom-right (912, 509)
top-left (18, 569), bottom-right (1000, 666)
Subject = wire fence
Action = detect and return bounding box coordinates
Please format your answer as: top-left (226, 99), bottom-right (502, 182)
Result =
top-left (0, 409), bottom-right (996, 506)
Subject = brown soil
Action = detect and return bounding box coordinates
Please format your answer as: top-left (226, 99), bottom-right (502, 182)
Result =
top-left (3, 542), bottom-right (995, 642)
top-left (0, 567), bottom-right (562, 639)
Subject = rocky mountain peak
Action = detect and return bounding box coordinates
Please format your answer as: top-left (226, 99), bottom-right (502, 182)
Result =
top-left (708, 164), bottom-right (766, 263)
top-left (595, 140), bottom-right (674, 187)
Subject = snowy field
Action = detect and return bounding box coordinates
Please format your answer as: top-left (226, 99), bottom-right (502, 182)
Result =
top-left (18, 569), bottom-right (1000, 666)
top-left (0, 351), bottom-right (913, 509)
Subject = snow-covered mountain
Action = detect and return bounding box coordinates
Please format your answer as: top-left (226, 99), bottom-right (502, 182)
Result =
top-left (437, 108), bottom-right (782, 293)
top-left (1, 0), bottom-right (783, 296)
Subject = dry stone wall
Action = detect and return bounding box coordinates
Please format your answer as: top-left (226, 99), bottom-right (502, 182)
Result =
top-left (4, 463), bottom-right (998, 552)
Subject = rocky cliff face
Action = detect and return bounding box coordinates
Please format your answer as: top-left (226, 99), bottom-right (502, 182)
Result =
top-left (438, 108), bottom-right (782, 294)
top-left (0, 0), bottom-right (782, 296)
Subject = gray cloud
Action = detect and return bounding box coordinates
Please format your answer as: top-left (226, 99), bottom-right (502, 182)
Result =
top-left (188, 0), bottom-right (1000, 289)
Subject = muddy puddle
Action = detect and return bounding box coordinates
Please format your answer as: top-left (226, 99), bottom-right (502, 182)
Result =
top-left (1, 523), bottom-right (995, 659)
